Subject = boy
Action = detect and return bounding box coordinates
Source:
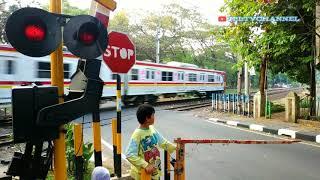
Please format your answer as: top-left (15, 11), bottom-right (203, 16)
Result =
top-left (125, 104), bottom-right (176, 180)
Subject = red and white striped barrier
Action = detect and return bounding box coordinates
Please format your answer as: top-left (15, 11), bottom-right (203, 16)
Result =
top-left (174, 139), bottom-right (300, 145)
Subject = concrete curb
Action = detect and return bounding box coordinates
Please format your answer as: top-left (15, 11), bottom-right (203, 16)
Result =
top-left (207, 118), bottom-right (320, 144)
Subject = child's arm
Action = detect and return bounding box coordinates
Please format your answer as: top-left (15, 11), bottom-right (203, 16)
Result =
top-left (153, 128), bottom-right (176, 153)
top-left (125, 138), bottom-right (149, 169)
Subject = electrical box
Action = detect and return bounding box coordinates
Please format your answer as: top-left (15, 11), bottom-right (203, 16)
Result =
top-left (12, 86), bottom-right (60, 143)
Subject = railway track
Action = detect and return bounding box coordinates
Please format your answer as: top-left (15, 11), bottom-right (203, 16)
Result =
top-left (0, 87), bottom-right (304, 131)
top-left (163, 101), bottom-right (211, 111)
top-left (0, 134), bottom-right (13, 147)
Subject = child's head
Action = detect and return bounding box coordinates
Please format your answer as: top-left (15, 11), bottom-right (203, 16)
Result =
top-left (136, 104), bottom-right (155, 125)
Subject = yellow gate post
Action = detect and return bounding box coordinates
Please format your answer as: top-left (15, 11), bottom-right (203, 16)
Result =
top-left (92, 112), bottom-right (103, 166)
top-left (74, 124), bottom-right (84, 180)
top-left (141, 169), bottom-right (151, 180)
top-left (49, 0), bottom-right (66, 179)
top-left (174, 138), bottom-right (185, 180)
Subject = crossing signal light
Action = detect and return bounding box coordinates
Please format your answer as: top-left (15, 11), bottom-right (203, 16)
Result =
top-left (5, 7), bottom-right (61, 57)
top-left (5, 7), bottom-right (108, 59)
top-left (24, 24), bottom-right (46, 41)
top-left (63, 15), bottom-right (108, 59)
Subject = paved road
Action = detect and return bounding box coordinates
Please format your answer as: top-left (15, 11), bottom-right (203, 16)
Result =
top-left (82, 107), bottom-right (320, 180)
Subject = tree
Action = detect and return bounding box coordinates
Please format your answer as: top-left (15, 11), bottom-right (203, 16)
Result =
top-left (220, 0), bottom-right (316, 115)
top-left (108, 3), bottom-right (239, 87)
top-left (0, 1), bottom-right (20, 43)
top-left (42, 0), bottom-right (89, 15)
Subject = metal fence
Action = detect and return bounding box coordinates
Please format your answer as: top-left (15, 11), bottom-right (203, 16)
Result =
top-left (299, 95), bottom-right (311, 119)
top-left (211, 93), bottom-right (252, 117)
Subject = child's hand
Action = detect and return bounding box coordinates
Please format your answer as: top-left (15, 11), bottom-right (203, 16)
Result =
top-left (145, 164), bottom-right (156, 174)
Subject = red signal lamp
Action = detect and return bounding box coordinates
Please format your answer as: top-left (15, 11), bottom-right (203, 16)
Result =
top-left (64, 15), bottom-right (107, 59)
top-left (24, 24), bottom-right (46, 41)
top-left (79, 32), bottom-right (95, 45)
top-left (5, 7), bottom-right (61, 57)
top-left (78, 22), bottom-right (98, 45)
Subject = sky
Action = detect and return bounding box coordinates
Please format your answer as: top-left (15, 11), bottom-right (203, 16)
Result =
top-left (17, 0), bottom-right (225, 25)
top-left (68, 0), bottom-right (225, 24)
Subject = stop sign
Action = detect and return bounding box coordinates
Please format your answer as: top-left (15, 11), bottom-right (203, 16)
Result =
top-left (103, 31), bottom-right (136, 73)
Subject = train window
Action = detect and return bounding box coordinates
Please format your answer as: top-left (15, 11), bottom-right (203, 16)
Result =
top-left (64, 64), bottom-right (70, 79)
top-left (162, 71), bottom-right (173, 81)
top-left (188, 73), bottom-right (197, 82)
top-left (4, 60), bottom-right (15, 74)
top-left (178, 71), bottom-right (184, 81)
top-left (130, 69), bottom-right (139, 80)
top-left (200, 74), bottom-right (205, 81)
top-left (37, 62), bottom-right (70, 78)
top-left (146, 69), bottom-right (155, 80)
top-left (37, 62), bottom-right (51, 78)
top-left (208, 75), bottom-right (215, 82)
top-left (111, 73), bottom-right (118, 80)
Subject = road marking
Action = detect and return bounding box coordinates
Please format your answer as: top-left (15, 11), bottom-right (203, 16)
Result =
top-left (226, 121), bottom-right (238, 126)
top-left (278, 129), bottom-right (296, 139)
top-left (101, 138), bottom-right (129, 163)
top-left (249, 124), bottom-right (264, 132)
top-left (204, 120), bottom-right (320, 148)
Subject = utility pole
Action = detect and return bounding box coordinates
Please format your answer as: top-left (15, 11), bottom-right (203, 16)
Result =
top-left (156, 26), bottom-right (160, 63)
top-left (49, 0), bottom-right (67, 179)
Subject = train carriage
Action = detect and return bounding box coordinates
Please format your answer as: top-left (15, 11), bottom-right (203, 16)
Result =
top-left (0, 44), bottom-right (226, 105)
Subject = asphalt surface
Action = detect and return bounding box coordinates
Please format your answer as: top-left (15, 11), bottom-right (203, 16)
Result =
top-left (82, 107), bottom-right (320, 180)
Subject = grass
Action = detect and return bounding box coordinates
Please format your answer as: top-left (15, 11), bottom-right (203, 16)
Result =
top-left (46, 162), bottom-right (95, 180)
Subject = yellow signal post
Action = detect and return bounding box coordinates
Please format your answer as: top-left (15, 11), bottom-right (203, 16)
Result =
top-left (49, 0), bottom-right (67, 179)
top-left (92, 112), bottom-right (103, 166)
top-left (74, 123), bottom-right (84, 180)
top-left (115, 74), bottom-right (122, 177)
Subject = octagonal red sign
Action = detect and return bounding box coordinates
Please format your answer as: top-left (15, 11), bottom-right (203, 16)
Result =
top-left (103, 31), bottom-right (136, 73)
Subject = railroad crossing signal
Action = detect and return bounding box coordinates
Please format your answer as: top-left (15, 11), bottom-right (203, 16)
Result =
top-left (103, 31), bottom-right (136, 73)
top-left (63, 15), bottom-right (108, 59)
top-left (5, 7), bottom-right (108, 59)
top-left (5, 8), bottom-right (61, 57)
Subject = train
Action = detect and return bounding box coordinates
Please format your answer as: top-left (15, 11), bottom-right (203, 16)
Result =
top-left (0, 44), bottom-right (226, 105)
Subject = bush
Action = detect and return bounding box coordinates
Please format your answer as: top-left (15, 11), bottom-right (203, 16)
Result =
top-left (65, 123), bottom-right (94, 176)
top-left (270, 102), bottom-right (285, 113)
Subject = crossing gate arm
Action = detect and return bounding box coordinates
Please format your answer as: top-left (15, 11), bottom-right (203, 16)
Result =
top-left (173, 138), bottom-right (300, 180)
top-left (174, 139), bottom-right (300, 144)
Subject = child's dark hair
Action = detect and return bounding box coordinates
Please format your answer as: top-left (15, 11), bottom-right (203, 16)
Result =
top-left (136, 104), bottom-right (155, 124)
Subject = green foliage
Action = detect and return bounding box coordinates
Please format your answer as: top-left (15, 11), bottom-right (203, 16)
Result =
top-left (0, 1), bottom-right (20, 43)
top-left (65, 123), bottom-right (94, 177)
top-left (270, 102), bottom-right (285, 113)
top-left (42, 0), bottom-right (89, 15)
top-left (219, 0), bottom-right (316, 85)
top-left (109, 4), bottom-right (239, 87)
top-left (46, 162), bottom-right (95, 180)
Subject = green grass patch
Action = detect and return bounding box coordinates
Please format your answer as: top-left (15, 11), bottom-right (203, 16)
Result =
top-left (46, 162), bottom-right (95, 180)
top-left (225, 89), bottom-right (237, 94)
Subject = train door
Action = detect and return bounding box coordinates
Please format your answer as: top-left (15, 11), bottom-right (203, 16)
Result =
top-left (199, 73), bottom-right (206, 91)
top-left (146, 69), bottom-right (156, 93)
top-left (177, 71), bottom-right (185, 91)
